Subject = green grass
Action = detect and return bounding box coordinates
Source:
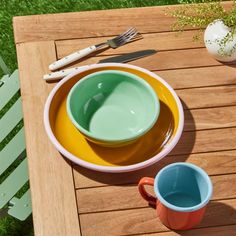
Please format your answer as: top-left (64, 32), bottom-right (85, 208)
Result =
top-left (0, 0), bottom-right (185, 235)
top-left (0, 0), bottom-right (182, 75)
top-left (0, 216), bottom-right (34, 236)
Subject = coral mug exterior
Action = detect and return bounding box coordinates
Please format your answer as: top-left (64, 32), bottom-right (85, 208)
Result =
top-left (138, 163), bottom-right (213, 230)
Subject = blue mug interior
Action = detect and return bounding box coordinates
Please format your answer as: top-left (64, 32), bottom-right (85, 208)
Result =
top-left (154, 163), bottom-right (213, 212)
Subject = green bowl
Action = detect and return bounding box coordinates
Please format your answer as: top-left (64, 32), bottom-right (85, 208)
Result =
top-left (67, 70), bottom-right (160, 147)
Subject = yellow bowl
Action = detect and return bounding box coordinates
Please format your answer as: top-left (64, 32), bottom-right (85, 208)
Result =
top-left (44, 63), bottom-right (184, 173)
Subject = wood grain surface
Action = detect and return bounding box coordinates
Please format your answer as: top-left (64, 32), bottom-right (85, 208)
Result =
top-left (15, 42), bottom-right (81, 236)
top-left (13, 1), bottom-right (236, 236)
top-left (13, 2), bottom-right (233, 43)
top-left (73, 149), bottom-right (236, 188)
top-left (153, 225), bottom-right (236, 236)
top-left (76, 173), bottom-right (236, 213)
top-left (56, 47), bottom-right (234, 71)
top-left (12, 4), bottom-right (189, 43)
top-left (55, 30), bottom-right (204, 58)
top-left (79, 199), bottom-right (236, 236)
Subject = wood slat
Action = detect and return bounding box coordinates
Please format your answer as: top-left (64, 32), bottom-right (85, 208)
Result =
top-left (56, 30), bottom-right (204, 59)
top-left (79, 199), bottom-right (236, 236)
top-left (13, 5), bottom-right (177, 43)
top-left (177, 85), bottom-right (236, 109)
top-left (60, 47), bottom-right (231, 72)
top-left (15, 41), bottom-right (81, 236)
top-left (184, 106), bottom-right (236, 131)
top-left (77, 173), bottom-right (236, 214)
top-left (73, 150), bottom-right (236, 189)
top-left (172, 127), bottom-right (236, 155)
top-left (145, 225), bottom-right (236, 236)
top-left (13, 2), bottom-right (233, 43)
top-left (157, 66), bottom-right (236, 89)
top-left (11, 5), bottom-right (184, 44)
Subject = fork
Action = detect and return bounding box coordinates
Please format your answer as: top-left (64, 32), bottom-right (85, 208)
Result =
top-left (49, 27), bottom-right (140, 71)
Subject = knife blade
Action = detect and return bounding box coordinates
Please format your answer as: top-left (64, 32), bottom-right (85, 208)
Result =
top-left (98, 50), bottom-right (157, 63)
top-left (43, 50), bottom-right (157, 81)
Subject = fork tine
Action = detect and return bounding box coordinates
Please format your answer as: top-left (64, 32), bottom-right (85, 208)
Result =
top-left (124, 29), bottom-right (138, 38)
top-left (121, 27), bottom-right (136, 36)
top-left (120, 27), bottom-right (137, 38)
top-left (125, 33), bottom-right (143, 43)
top-left (116, 29), bottom-right (138, 44)
top-left (113, 27), bottom-right (136, 41)
top-left (123, 30), bottom-right (138, 41)
top-left (116, 28), bottom-right (137, 42)
top-left (107, 27), bottom-right (140, 48)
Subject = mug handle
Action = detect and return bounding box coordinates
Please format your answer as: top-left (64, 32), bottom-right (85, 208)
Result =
top-left (138, 177), bottom-right (156, 207)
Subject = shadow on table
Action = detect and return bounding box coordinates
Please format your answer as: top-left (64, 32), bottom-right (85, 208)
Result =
top-left (173, 201), bottom-right (236, 235)
top-left (223, 61), bottom-right (236, 68)
top-left (72, 100), bottom-right (196, 185)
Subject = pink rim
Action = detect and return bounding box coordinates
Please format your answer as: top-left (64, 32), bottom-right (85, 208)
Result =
top-left (43, 63), bottom-right (184, 173)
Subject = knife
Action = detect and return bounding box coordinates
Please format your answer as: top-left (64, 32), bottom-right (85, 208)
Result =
top-left (99, 50), bottom-right (156, 63)
top-left (43, 50), bottom-right (157, 81)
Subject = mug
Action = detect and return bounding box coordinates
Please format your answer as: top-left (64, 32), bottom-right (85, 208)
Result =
top-left (138, 162), bottom-right (213, 230)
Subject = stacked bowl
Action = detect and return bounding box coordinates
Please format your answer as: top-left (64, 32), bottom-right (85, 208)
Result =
top-left (44, 63), bottom-right (184, 173)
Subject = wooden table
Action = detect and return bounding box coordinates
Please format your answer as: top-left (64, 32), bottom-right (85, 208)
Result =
top-left (13, 2), bottom-right (236, 236)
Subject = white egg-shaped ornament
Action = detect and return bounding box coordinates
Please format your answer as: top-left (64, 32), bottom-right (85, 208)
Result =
top-left (204, 19), bottom-right (236, 62)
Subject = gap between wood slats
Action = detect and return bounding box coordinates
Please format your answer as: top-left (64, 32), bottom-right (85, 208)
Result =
top-left (71, 163), bottom-right (83, 236)
top-left (182, 104), bottom-right (236, 111)
top-left (184, 126), bottom-right (236, 133)
top-left (175, 84), bottom-right (236, 91)
top-left (170, 148), bottom-right (236, 158)
top-left (155, 64), bottom-right (226, 72)
top-left (182, 104), bottom-right (236, 112)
